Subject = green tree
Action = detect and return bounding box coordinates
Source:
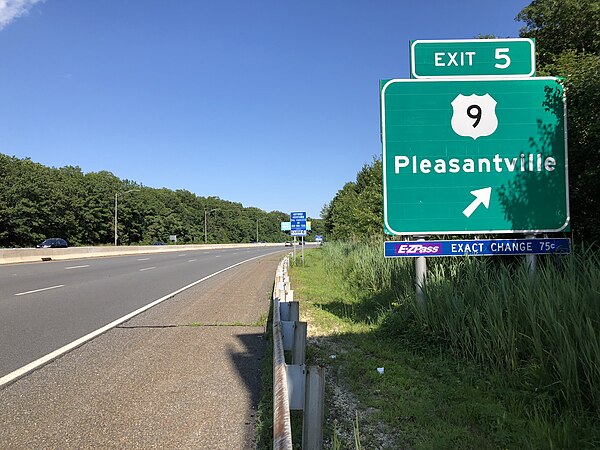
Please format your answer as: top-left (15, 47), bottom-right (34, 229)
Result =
top-left (517, 0), bottom-right (600, 66)
top-left (517, 0), bottom-right (600, 242)
top-left (0, 155), bottom-right (53, 247)
top-left (0, 153), bottom-right (293, 247)
top-left (322, 159), bottom-right (382, 241)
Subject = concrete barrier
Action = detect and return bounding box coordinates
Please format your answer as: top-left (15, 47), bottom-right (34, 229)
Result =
top-left (0, 243), bottom-right (285, 265)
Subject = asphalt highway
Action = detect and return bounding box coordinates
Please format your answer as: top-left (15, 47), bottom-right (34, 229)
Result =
top-left (0, 245), bottom-right (287, 379)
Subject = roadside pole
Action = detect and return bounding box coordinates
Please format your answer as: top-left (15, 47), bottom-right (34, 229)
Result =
top-left (415, 238), bottom-right (427, 305)
top-left (526, 234), bottom-right (537, 279)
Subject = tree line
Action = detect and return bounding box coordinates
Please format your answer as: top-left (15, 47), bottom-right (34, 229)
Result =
top-left (0, 153), bottom-right (322, 248)
top-left (323, 0), bottom-right (600, 244)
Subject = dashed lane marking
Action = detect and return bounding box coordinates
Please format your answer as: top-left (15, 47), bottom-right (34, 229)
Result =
top-left (15, 285), bottom-right (65, 296)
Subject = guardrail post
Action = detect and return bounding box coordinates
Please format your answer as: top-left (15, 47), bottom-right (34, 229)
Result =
top-left (289, 302), bottom-right (299, 322)
top-left (279, 301), bottom-right (299, 322)
top-left (293, 321), bottom-right (307, 365)
top-left (278, 281), bottom-right (286, 301)
top-left (279, 302), bottom-right (290, 321)
top-left (281, 321), bottom-right (295, 350)
top-left (302, 365), bottom-right (325, 450)
top-left (286, 364), bottom-right (305, 410)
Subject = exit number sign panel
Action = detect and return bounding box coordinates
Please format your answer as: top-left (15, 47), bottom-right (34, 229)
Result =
top-left (410, 39), bottom-right (536, 79)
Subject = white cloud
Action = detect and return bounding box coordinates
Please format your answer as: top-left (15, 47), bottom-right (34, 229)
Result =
top-left (0, 0), bottom-right (44, 30)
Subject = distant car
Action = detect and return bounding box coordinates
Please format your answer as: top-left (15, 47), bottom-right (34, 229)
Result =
top-left (36, 238), bottom-right (68, 248)
top-left (152, 241), bottom-right (166, 245)
top-left (285, 242), bottom-right (292, 247)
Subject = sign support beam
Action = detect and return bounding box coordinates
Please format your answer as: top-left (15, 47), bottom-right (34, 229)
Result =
top-left (415, 238), bottom-right (427, 305)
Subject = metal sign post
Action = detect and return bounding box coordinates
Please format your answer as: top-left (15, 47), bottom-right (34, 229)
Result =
top-left (525, 234), bottom-right (537, 279)
top-left (415, 238), bottom-right (427, 305)
top-left (291, 229), bottom-right (307, 267)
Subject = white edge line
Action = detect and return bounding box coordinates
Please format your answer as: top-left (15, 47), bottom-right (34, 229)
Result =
top-left (139, 267), bottom-right (156, 272)
top-left (0, 251), bottom-right (278, 388)
top-left (14, 285), bottom-right (65, 296)
top-left (65, 265), bottom-right (90, 270)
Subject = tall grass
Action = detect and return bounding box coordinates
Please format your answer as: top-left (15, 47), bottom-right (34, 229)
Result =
top-left (321, 241), bottom-right (600, 417)
top-left (322, 240), bottom-right (414, 302)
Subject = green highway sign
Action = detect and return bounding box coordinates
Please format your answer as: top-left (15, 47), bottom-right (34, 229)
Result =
top-left (410, 38), bottom-right (535, 79)
top-left (281, 221), bottom-right (311, 231)
top-left (380, 77), bottom-right (569, 235)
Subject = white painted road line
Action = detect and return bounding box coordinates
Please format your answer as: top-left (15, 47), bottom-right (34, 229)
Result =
top-left (65, 265), bottom-right (90, 270)
top-left (0, 251), bottom-right (279, 388)
top-left (15, 285), bottom-right (65, 296)
top-left (215, 255), bottom-right (221, 258)
top-left (137, 258), bottom-right (150, 261)
top-left (139, 267), bottom-right (156, 272)
top-left (188, 259), bottom-right (197, 262)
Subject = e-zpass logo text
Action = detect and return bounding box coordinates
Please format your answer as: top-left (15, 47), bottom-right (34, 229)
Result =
top-left (395, 243), bottom-right (442, 255)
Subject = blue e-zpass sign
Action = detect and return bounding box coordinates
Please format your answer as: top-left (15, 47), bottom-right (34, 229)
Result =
top-left (384, 238), bottom-right (570, 258)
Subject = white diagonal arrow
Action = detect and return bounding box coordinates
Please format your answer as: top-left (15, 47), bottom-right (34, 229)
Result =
top-left (462, 187), bottom-right (492, 218)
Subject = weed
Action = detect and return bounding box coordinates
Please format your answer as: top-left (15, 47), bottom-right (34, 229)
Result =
top-left (288, 243), bottom-right (600, 448)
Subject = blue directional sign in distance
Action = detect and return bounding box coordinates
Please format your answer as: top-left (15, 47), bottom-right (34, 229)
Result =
top-left (384, 238), bottom-right (571, 258)
top-left (290, 211), bottom-right (307, 231)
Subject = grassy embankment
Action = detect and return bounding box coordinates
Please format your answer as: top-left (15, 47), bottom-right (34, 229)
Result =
top-left (280, 242), bottom-right (600, 449)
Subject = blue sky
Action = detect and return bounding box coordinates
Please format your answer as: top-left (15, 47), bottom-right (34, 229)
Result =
top-left (0, 0), bottom-right (531, 218)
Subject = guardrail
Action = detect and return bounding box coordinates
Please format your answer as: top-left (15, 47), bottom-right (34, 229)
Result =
top-left (0, 243), bottom-right (283, 265)
top-left (273, 256), bottom-right (325, 450)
